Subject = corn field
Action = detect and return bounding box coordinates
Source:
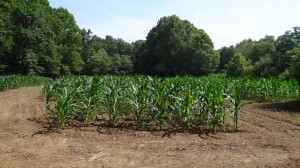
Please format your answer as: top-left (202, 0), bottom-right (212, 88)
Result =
top-left (0, 75), bottom-right (51, 91)
top-left (43, 75), bottom-right (300, 132)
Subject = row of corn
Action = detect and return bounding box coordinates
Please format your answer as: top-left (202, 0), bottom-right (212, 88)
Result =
top-left (43, 75), bottom-right (299, 132)
top-left (0, 75), bottom-right (51, 91)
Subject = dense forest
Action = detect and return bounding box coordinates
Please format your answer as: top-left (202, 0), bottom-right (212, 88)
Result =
top-left (0, 0), bottom-right (299, 80)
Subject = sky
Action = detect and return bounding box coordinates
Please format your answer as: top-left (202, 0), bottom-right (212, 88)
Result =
top-left (48, 0), bottom-right (300, 49)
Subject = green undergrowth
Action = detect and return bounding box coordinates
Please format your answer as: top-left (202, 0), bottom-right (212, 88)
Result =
top-left (0, 75), bottom-right (51, 92)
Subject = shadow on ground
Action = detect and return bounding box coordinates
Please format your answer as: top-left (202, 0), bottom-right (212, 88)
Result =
top-left (259, 99), bottom-right (300, 113)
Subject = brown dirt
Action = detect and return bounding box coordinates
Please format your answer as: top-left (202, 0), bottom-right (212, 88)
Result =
top-left (0, 87), bottom-right (299, 168)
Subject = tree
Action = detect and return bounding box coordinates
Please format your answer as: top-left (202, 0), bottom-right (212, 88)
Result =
top-left (287, 43), bottom-right (300, 81)
top-left (88, 35), bottom-right (106, 56)
top-left (87, 48), bottom-right (110, 75)
top-left (132, 40), bottom-right (145, 72)
top-left (81, 28), bottom-right (93, 64)
top-left (248, 41), bottom-right (276, 63)
top-left (276, 27), bottom-right (300, 73)
top-left (116, 38), bottom-right (133, 56)
top-left (252, 54), bottom-right (277, 77)
top-left (276, 27), bottom-right (300, 53)
top-left (0, 0), bottom-right (15, 73)
top-left (235, 39), bottom-right (255, 59)
top-left (259, 35), bottom-right (275, 43)
top-left (10, 0), bottom-right (61, 76)
top-left (53, 7), bottom-right (83, 75)
top-left (218, 46), bottom-right (235, 71)
top-left (108, 54), bottom-right (133, 74)
top-left (137, 15), bottom-right (219, 76)
top-left (225, 53), bottom-right (251, 77)
top-left (108, 54), bottom-right (121, 74)
top-left (104, 35), bottom-right (118, 56)
top-left (118, 55), bottom-right (133, 74)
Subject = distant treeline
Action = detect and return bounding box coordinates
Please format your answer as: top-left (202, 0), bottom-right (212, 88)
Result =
top-left (0, 0), bottom-right (299, 80)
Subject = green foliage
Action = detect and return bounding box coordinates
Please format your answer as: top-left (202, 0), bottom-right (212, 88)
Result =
top-left (81, 28), bottom-right (93, 64)
top-left (80, 33), bottom-right (134, 75)
top-left (87, 49), bottom-right (133, 75)
top-left (118, 55), bottom-right (133, 74)
top-left (276, 27), bottom-right (300, 53)
top-left (276, 27), bottom-right (300, 73)
top-left (0, 75), bottom-right (51, 91)
top-left (252, 54), bottom-right (277, 77)
top-left (43, 75), bottom-right (299, 132)
top-left (137, 15), bottom-right (219, 76)
top-left (218, 46), bottom-right (235, 71)
top-left (10, 1), bottom-right (60, 76)
top-left (0, 0), bottom-right (299, 80)
top-left (0, 0), bottom-right (14, 74)
top-left (225, 53), bottom-right (251, 77)
top-left (248, 41), bottom-right (276, 63)
top-left (229, 28), bottom-right (299, 78)
top-left (288, 43), bottom-right (300, 81)
top-left (230, 81), bottom-right (242, 130)
top-left (235, 39), bottom-right (255, 58)
top-left (87, 48), bottom-right (110, 74)
top-left (53, 7), bottom-right (83, 75)
top-left (201, 80), bottom-right (228, 133)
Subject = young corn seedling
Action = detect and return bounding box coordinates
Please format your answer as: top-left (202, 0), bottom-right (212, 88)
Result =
top-left (128, 77), bottom-right (151, 128)
top-left (203, 82), bottom-right (227, 133)
top-left (103, 78), bottom-right (125, 127)
top-left (230, 83), bottom-right (242, 131)
top-left (85, 76), bottom-right (102, 125)
top-left (151, 79), bottom-right (171, 130)
top-left (55, 86), bottom-right (80, 130)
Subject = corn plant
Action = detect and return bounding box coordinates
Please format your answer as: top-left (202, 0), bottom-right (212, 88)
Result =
top-left (203, 81), bottom-right (228, 133)
top-left (230, 82), bottom-right (242, 130)
top-left (43, 75), bottom-right (299, 132)
top-left (128, 76), bottom-right (152, 128)
top-left (170, 80), bottom-right (195, 129)
top-left (0, 75), bottom-right (51, 91)
top-left (151, 78), bottom-right (175, 129)
top-left (85, 76), bottom-right (102, 125)
top-left (55, 86), bottom-right (81, 129)
top-left (102, 77), bottom-right (125, 127)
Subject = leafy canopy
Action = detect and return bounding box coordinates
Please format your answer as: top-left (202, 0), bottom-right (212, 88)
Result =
top-left (137, 15), bottom-right (219, 76)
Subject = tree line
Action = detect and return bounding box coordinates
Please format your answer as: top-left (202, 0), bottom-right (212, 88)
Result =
top-left (1, 0), bottom-right (299, 81)
top-left (219, 28), bottom-right (300, 81)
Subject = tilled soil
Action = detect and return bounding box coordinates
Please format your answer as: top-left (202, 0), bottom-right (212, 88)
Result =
top-left (0, 87), bottom-right (299, 168)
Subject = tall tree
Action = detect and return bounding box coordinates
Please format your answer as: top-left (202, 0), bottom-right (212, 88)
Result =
top-left (287, 43), bottom-right (300, 81)
top-left (252, 54), bottom-right (277, 77)
top-left (118, 55), bottom-right (133, 74)
top-left (116, 38), bottom-right (133, 56)
top-left (104, 35), bottom-right (118, 56)
top-left (53, 7), bottom-right (83, 75)
top-left (225, 53), bottom-right (251, 77)
top-left (276, 27), bottom-right (300, 73)
top-left (0, 0), bottom-right (14, 73)
top-left (218, 46), bottom-right (235, 71)
top-left (137, 15), bottom-right (219, 76)
top-left (10, 0), bottom-right (60, 76)
top-left (248, 41), bottom-right (276, 63)
top-left (132, 40), bottom-right (145, 73)
top-left (259, 35), bottom-right (275, 43)
top-left (235, 39), bottom-right (255, 59)
top-left (81, 28), bottom-right (93, 64)
top-left (87, 48), bottom-right (110, 75)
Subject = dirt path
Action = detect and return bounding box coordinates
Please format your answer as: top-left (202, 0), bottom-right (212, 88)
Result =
top-left (0, 87), bottom-right (299, 168)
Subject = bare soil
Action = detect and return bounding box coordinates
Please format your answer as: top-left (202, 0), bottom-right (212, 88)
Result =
top-left (0, 86), bottom-right (299, 168)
